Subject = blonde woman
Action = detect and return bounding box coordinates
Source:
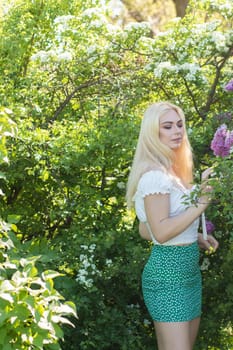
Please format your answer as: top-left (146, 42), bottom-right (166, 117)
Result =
top-left (126, 102), bottom-right (218, 350)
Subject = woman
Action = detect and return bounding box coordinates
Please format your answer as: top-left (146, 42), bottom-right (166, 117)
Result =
top-left (126, 102), bottom-right (219, 350)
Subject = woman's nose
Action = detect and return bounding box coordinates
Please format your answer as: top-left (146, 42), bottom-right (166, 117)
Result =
top-left (174, 125), bottom-right (181, 133)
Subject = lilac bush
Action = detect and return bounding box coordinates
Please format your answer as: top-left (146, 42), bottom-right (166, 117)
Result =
top-left (224, 79), bottom-right (233, 92)
top-left (206, 219), bottom-right (215, 234)
top-left (210, 124), bottom-right (233, 157)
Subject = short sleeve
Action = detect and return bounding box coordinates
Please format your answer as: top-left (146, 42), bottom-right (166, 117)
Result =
top-left (138, 170), bottom-right (172, 198)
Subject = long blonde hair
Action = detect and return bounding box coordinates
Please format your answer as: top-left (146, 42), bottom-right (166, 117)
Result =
top-left (126, 101), bottom-right (193, 208)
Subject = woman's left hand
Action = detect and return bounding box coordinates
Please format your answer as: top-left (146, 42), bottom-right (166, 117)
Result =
top-left (198, 233), bottom-right (219, 253)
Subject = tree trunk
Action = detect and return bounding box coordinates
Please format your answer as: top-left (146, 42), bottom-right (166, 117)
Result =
top-left (172, 0), bottom-right (189, 17)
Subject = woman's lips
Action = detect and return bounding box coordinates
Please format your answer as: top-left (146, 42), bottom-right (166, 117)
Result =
top-left (172, 138), bottom-right (182, 142)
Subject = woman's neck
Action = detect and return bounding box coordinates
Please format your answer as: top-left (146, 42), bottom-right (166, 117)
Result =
top-left (169, 167), bottom-right (192, 190)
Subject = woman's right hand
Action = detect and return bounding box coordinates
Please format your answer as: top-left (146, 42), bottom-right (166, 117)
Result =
top-left (201, 167), bottom-right (214, 182)
top-left (199, 167), bottom-right (214, 206)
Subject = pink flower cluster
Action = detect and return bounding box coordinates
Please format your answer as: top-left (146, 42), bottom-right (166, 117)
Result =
top-left (224, 79), bottom-right (233, 92)
top-left (211, 124), bottom-right (233, 157)
top-left (206, 220), bottom-right (215, 234)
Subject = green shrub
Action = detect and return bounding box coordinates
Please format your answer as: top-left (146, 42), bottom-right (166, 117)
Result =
top-left (0, 228), bottom-right (77, 350)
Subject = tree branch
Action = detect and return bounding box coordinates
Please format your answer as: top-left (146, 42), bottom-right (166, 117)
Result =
top-left (182, 76), bottom-right (203, 118)
top-left (200, 46), bottom-right (233, 118)
top-left (51, 78), bottom-right (103, 121)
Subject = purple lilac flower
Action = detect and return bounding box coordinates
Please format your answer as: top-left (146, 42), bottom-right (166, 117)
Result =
top-left (210, 124), bottom-right (233, 157)
top-left (224, 79), bottom-right (233, 92)
top-left (210, 124), bottom-right (229, 157)
top-left (206, 220), bottom-right (215, 234)
top-left (224, 129), bottom-right (233, 149)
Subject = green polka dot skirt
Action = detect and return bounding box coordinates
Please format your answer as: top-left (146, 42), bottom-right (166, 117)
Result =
top-left (142, 242), bottom-right (201, 322)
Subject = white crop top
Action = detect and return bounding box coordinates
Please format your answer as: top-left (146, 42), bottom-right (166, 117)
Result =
top-left (133, 170), bottom-right (199, 245)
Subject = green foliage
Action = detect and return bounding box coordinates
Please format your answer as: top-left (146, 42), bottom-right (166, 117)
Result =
top-left (0, 0), bottom-right (233, 349)
top-left (0, 229), bottom-right (77, 350)
top-left (0, 92), bottom-right (76, 349)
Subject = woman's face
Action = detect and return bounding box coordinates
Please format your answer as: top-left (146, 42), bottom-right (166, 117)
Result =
top-left (159, 109), bottom-right (184, 150)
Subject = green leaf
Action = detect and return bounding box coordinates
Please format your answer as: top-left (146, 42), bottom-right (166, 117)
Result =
top-left (42, 270), bottom-right (62, 281)
top-left (7, 215), bottom-right (21, 224)
top-left (32, 333), bottom-right (44, 348)
top-left (0, 293), bottom-right (14, 303)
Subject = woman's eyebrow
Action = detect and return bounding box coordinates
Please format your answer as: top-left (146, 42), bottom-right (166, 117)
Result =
top-left (161, 119), bottom-right (182, 125)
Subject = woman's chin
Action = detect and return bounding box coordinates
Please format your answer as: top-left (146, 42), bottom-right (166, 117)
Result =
top-left (170, 143), bottom-right (182, 150)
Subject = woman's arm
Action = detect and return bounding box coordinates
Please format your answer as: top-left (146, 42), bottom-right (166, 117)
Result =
top-left (144, 192), bottom-right (210, 244)
top-left (139, 222), bottom-right (152, 241)
top-left (139, 223), bottom-right (219, 253)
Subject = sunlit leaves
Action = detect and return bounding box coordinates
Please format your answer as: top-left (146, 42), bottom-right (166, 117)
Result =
top-left (0, 229), bottom-right (77, 350)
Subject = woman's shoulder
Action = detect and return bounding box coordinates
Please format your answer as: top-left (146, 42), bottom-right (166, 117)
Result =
top-left (137, 168), bottom-right (173, 195)
top-left (140, 167), bottom-right (170, 181)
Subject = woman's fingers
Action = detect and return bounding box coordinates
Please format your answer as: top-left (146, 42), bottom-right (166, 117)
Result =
top-left (201, 167), bottom-right (214, 181)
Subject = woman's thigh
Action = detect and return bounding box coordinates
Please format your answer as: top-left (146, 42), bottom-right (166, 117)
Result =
top-left (189, 317), bottom-right (200, 348)
top-left (154, 320), bottom-right (192, 350)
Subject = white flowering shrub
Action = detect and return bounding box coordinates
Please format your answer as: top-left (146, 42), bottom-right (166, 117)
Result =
top-left (76, 244), bottom-right (101, 288)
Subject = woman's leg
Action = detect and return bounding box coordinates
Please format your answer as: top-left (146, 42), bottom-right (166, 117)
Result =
top-left (154, 321), bottom-right (192, 350)
top-left (154, 317), bottom-right (201, 350)
top-left (189, 317), bottom-right (201, 348)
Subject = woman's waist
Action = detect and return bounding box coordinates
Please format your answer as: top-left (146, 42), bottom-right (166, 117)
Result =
top-left (155, 239), bottom-right (197, 247)
top-left (152, 240), bottom-right (198, 249)
top-left (146, 242), bottom-right (200, 275)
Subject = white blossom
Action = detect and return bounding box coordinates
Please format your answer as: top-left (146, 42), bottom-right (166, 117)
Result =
top-left (144, 63), bottom-right (153, 71)
top-left (200, 258), bottom-right (210, 271)
top-left (154, 61), bottom-right (175, 78)
top-left (167, 40), bottom-right (176, 50)
top-left (127, 303), bottom-right (140, 309)
top-left (87, 57), bottom-right (97, 64)
top-left (117, 182), bottom-right (125, 189)
top-left (57, 51), bottom-right (73, 61)
top-left (80, 245), bottom-right (88, 250)
top-left (54, 15), bottom-right (75, 25)
top-left (143, 319), bottom-right (151, 326)
top-left (79, 254), bottom-right (86, 261)
top-left (31, 51), bottom-right (51, 63)
top-left (209, 0), bottom-right (233, 13)
top-left (124, 21), bottom-right (150, 32)
top-left (82, 8), bottom-right (98, 17)
top-left (86, 45), bottom-right (98, 55)
top-left (83, 260), bottom-right (91, 269)
top-left (89, 244), bottom-right (96, 252)
top-left (154, 61), bottom-right (201, 79)
top-left (106, 23), bottom-right (120, 33)
top-left (89, 20), bottom-right (105, 29)
top-left (108, 0), bottom-right (125, 18)
top-left (82, 7), bottom-right (105, 19)
top-left (180, 63), bottom-right (200, 74)
top-left (192, 21), bottom-right (220, 37)
top-left (170, 17), bottom-right (181, 23)
top-left (211, 31), bottom-right (228, 52)
top-left (156, 29), bottom-right (172, 37)
top-left (31, 49), bottom-right (73, 63)
top-left (76, 244), bottom-right (101, 288)
top-left (105, 259), bottom-right (113, 267)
